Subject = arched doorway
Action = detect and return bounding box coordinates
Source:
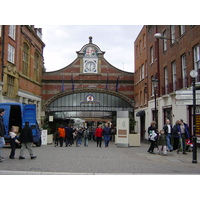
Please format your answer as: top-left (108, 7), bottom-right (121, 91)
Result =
top-left (45, 88), bottom-right (134, 132)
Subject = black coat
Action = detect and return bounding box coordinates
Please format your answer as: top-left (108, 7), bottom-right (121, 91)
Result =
top-left (19, 125), bottom-right (33, 143)
top-left (0, 116), bottom-right (6, 137)
top-left (148, 125), bottom-right (157, 135)
top-left (163, 124), bottom-right (173, 135)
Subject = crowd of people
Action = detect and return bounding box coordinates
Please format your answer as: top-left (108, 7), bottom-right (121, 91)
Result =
top-left (54, 123), bottom-right (113, 148)
top-left (147, 119), bottom-right (191, 156)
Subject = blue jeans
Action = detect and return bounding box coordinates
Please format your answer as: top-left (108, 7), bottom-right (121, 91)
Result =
top-left (0, 137), bottom-right (5, 157)
top-left (84, 138), bottom-right (88, 147)
top-left (77, 137), bottom-right (82, 146)
top-left (166, 134), bottom-right (173, 151)
top-left (104, 135), bottom-right (110, 147)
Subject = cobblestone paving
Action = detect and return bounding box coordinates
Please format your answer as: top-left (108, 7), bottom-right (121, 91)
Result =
top-left (0, 141), bottom-right (200, 174)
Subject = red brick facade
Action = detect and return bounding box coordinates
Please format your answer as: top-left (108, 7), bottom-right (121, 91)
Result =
top-left (42, 38), bottom-right (134, 112)
top-left (0, 25), bottom-right (45, 102)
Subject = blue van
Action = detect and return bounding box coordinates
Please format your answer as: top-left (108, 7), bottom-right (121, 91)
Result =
top-left (0, 103), bottom-right (41, 147)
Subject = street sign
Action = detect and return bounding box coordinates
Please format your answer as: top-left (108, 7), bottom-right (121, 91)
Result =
top-left (176, 99), bottom-right (200, 106)
top-left (176, 94), bottom-right (200, 100)
top-left (175, 90), bottom-right (200, 95)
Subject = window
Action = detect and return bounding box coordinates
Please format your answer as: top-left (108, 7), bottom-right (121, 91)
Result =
top-left (164, 67), bottom-right (168, 94)
top-left (9, 25), bottom-right (16, 40)
top-left (7, 75), bottom-right (15, 97)
top-left (8, 44), bottom-right (15, 63)
top-left (143, 34), bottom-right (146, 48)
top-left (194, 45), bottom-right (200, 70)
top-left (145, 60), bottom-right (147, 76)
top-left (181, 54), bottom-right (187, 87)
top-left (139, 40), bottom-right (142, 53)
top-left (170, 25), bottom-right (175, 44)
top-left (22, 43), bottom-right (29, 76)
top-left (180, 25), bottom-right (185, 35)
top-left (136, 45), bottom-right (138, 57)
top-left (150, 46), bottom-right (153, 64)
top-left (140, 91), bottom-right (142, 105)
top-left (140, 64), bottom-right (144, 80)
top-left (172, 61), bottom-right (176, 91)
top-left (151, 76), bottom-right (154, 96)
top-left (163, 30), bottom-right (167, 51)
top-left (34, 52), bottom-right (39, 82)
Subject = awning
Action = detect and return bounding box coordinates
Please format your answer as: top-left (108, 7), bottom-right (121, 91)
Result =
top-left (136, 110), bottom-right (145, 117)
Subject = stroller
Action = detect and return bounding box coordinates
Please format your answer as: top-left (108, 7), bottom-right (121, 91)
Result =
top-left (186, 139), bottom-right (193, 152)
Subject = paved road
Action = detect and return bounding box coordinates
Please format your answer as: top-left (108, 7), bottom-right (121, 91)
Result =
top-left (0, 141), bottom-right (200, 174)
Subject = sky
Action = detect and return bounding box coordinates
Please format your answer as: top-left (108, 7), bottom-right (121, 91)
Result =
top-left (37, 25), bottom-right (143, 73)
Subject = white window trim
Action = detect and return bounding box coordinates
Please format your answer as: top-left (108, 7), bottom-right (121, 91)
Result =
top-left (9, 25), bottom-right (16, 40)
top-left (8, 44), bottom-right (15, 63)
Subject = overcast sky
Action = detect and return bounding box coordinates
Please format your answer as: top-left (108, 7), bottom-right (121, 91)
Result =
top-left (37, 25), bottom-right (143, 73)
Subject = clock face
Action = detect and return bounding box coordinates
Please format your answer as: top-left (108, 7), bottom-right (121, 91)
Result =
top-left (84, 61), bottom-right (97, 73)
top-left (190, 70), bottom-right (198, 78)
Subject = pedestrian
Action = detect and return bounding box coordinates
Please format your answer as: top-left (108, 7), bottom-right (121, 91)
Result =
top-left (83, 127), bottom-right (89, 147)
top-left (172, 120), bottom-right (181, 151)
top-left (95, 124), bottom-right (103, 147)
top-left (18, 121), bottom-right (37, 159)
top-left (57, 124), bottom-right (65, 147)
top-left (102, 123), bottom-right (111, 147)
top-left (54, 128), bottom-right (59, 147)
top-left (9, 127), bottom-right (20, 159)
top-left (147, 121), bottom-right (157, 154)
top-left (72, 128), bottom-right (77, 145)
top-left (163, 119), bottom-right (173, 152)
top-left (178, 119), bottom-right (190, 154)
top-left (0, 108), bottom-right (6, 162)
top-left (77, 127), bottom-right (84, 147)
top-left (157, 129), bottom-right (167, 156)
top-left (65, 124), bottom-right (73, 147)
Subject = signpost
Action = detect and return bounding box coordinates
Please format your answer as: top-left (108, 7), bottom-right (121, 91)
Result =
top-left (175, 90), bottom-right (200, 105)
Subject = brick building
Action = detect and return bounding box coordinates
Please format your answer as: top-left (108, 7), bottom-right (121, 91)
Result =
top-left (0, 25), bottom-right (45, 124)
top-left (134, 25), bottom-right (200, 141)
top-left (42, 37), bottom-right (134, 130)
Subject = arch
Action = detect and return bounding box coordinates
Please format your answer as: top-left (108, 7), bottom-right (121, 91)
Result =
top-left (77, 43), bottom-right (105, 55)
top-left (45, 88), bottom-right (134, 110)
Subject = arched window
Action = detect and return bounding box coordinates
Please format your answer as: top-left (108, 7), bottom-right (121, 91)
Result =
top-left (22, 43), bottom-right (29, 76)
top-left (34, 52), bottom-right (39, 82)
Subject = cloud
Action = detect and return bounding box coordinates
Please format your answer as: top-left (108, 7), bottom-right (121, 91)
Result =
top-left (39, 25), bottom-right (143, 72)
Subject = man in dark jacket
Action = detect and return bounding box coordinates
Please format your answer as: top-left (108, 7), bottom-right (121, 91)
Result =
top-left (102, 123), bottom-right (111, 147)
top-left (0, 108), bottom-right (6, 162)
top-left (18, 121), bottom-right (36, 159)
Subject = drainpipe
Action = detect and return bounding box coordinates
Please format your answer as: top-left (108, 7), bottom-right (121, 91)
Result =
top-left (1, 25), bottom-right (5, 81)
top-left (155, 25), bottom-right (160, 97)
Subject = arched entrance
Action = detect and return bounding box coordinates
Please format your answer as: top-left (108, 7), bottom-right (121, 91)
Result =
top-left (45, 88), bottom-right (134, 131)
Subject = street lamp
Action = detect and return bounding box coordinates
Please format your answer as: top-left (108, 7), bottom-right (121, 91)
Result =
top-left (152, 76), bottom-right (158, 128)
top-left (190, 70), bottom-right (198, 163)
top-left (154, 33), bottom-right (178, 43)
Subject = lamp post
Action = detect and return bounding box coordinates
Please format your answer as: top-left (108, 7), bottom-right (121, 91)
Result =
top-left (154, 33), bottom-right (178, 43)
top-left (152, 77), bottom-right (158, 128)
top-left (190, 70), bottom-right (198, 163)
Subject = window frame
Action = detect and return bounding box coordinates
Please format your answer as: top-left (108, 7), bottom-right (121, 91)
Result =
top-left (8, 25), bottom-right (16, 40)
top-left (8, 44), bottom-right (15, 63)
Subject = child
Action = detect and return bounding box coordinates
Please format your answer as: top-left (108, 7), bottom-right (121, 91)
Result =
top-left (157, 129), bottom-right (167, 156)
top-left (9, 127), bottom-right (20, 159)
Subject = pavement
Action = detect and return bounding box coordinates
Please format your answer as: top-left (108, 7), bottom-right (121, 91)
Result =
top-left (0, 140), bottom-right (200, 175)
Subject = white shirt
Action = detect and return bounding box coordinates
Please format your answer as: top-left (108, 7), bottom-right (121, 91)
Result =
top-left (167, 124), bottom-right (171, 133)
